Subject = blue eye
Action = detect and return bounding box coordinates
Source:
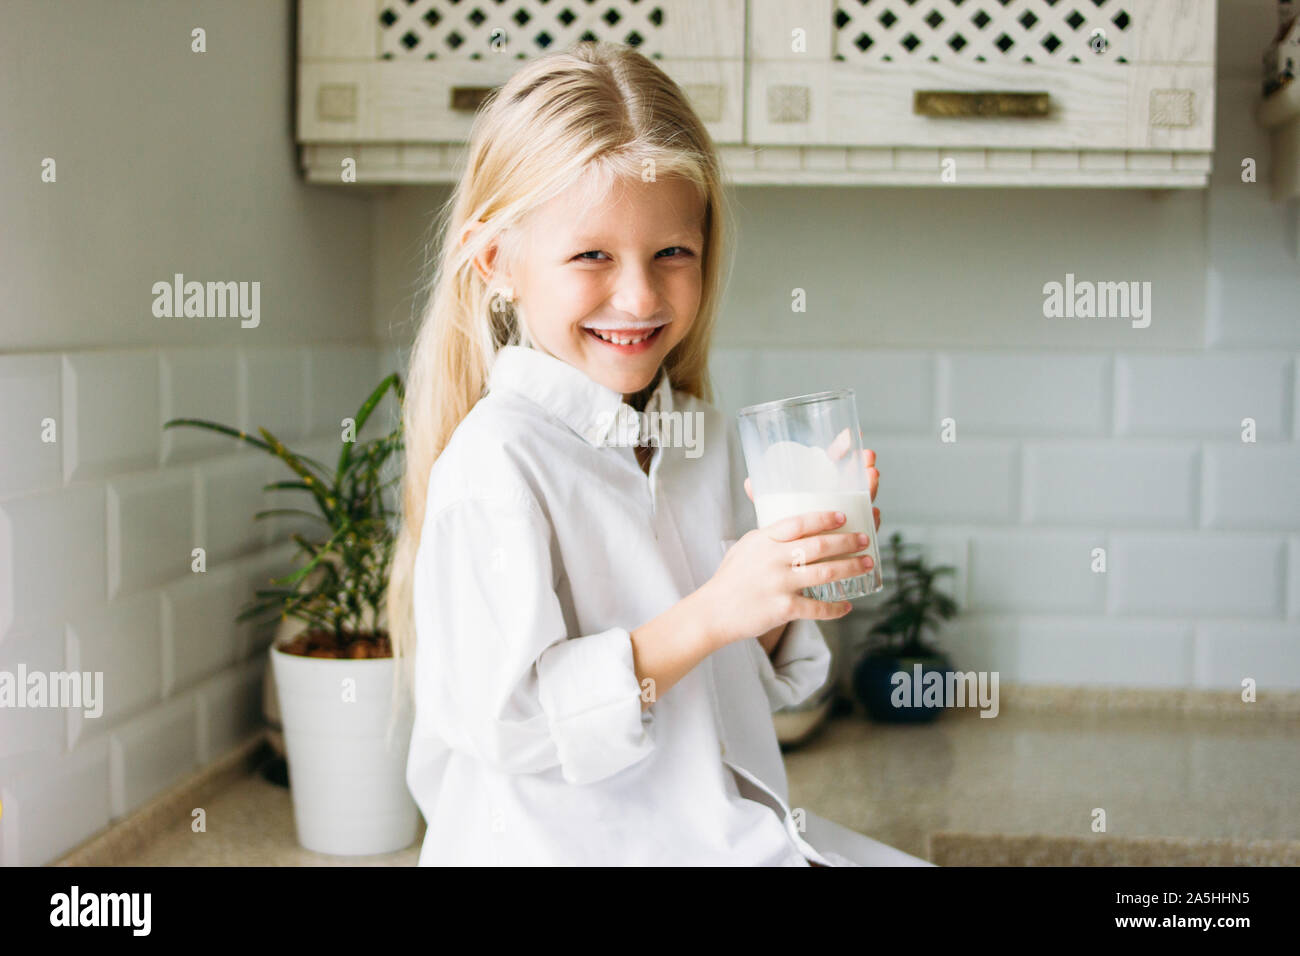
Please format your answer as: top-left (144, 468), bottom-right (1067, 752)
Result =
top-left (572, 247), bottom-right (695, 261)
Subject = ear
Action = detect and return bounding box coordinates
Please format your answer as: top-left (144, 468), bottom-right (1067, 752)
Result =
top-left (459, 220), bottom-right (509, 287)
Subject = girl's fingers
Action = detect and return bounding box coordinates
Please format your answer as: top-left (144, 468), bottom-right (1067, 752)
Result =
top-left (826, 426), bottom-right (852, 461)
top-left (789, 596), bottom-right (854, 620)
top-left (861, 449), bottom-right (879, 499)
top-left (873, 506), bottom-right (881, 530)
top-left (743, 476), bottom-right (754, 502)
top-left (764, 509), bottom-right (846, 542)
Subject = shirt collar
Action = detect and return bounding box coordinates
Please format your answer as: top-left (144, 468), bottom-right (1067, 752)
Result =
top-left (488, 344), bottom-right (675, 448)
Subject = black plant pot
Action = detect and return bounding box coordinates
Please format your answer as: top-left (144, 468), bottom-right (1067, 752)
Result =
top-left (853, 652), bottom-right (955, 723)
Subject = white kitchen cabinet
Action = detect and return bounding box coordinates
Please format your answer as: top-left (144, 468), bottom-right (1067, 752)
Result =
top-left (298, 0), bottom-right (746, 183)
top-left (1257, 79), bottom-right (1300, 201)
top-left (742, 0), bottom-right (1216, 186)
top-left (298, 0), bottom-right (1217, 187)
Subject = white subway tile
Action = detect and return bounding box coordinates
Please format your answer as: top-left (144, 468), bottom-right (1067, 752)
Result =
top-left (948, 614), bottom-right (1194, 687)
top-left (236, 544), bottom-right (297, 659)
top-left (62, 351), bottom-right (160, 482)
top-left (161, 565), bottom-right (243, 696)
top-left (1023, 441), bottom-right (1199, 527)
top-left (0, 484), bottom-right (106, 634)
top-left (752, 348), bottom-right (935, 432)
top-left (1109, 533), bottom-right (1286, 617)
top-left (925, 531), bottom-right (971, 608)
top-left (0, 355), bottom-right (62, 499)
top-left (1194, 621), bottom-right (1300, 689)
top-left (240, 349), bottom-right (307, 444)
top-left (160, 348), bottom-right (240, 465)
top-left (1116, 354), bottom-right (1290, 438)
top-left (1207, 269), bottom-right (1300, 348)
top-left (66, 592), bottom-right (162, 744)
top-left (939, 353), bottom-right (1110, 435)
top-left (196, 659), bottom-right (265, 763)
top-left (107, 468), bottom-right (197, 598)
top-left (0, 623), bottom-right (65, 758)
top-left (1203, 445), bottom-right (1300, 530)
top-left (968, 532), bottom-right (1108, 613)
top-left (108, 694), bottom-right (197, 818)
top-left (0, 737), bottom-right (111, 866)
top-left (937, 615), bottom-right (1011, 675)
top-left (306, 345), bottom-right (384, 439)
top-left (196, 455), bottom-right (265, 564)
top-left (866, 438), bottom-right (1019, 524)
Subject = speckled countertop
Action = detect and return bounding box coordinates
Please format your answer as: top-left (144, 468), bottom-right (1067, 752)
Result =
top-left (783, 706), bottom-right (1300, 862)
top-left (61, 696), bottom-right (1300, 866)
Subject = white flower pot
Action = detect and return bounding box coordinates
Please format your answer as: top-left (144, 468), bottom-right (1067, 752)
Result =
top-left (270, 645), bottom-right (418, 855)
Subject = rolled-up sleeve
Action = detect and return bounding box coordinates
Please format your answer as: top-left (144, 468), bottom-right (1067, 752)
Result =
top-left (724, 419), bottom-right (833, 712)
top-left (413, 491), bottom-right (654, 785)
top-left (749, 618), bottom-right (832, 712)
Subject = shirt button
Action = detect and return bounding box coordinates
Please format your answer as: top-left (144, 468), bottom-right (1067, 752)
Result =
top-left (719, 741), bottom-right (727, 758)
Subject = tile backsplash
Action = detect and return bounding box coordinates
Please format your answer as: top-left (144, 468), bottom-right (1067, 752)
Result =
top-left (710, 345), bottom-right (1300, 692)
top-left (0, 343), bottom-right (382, 865)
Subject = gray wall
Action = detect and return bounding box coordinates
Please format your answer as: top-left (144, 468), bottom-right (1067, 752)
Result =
top-left (0, 0), bottom-right (379, 866)
top-left (0, 0), bottom-right (374, 351)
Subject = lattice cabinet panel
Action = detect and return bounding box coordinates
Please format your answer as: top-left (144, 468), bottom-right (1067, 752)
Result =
top-left (747, 0), bottom-right (1216, 157)
top-left (376, 0), bottom-right (672, 60)
top-left (298, 0), bottom-right (1217, 186)
top-left (831, 0), bottom-right (1136, 66)
top-left (299, 0), bottom-right (746, 144)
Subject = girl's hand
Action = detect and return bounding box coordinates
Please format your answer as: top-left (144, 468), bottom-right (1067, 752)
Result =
top-left (697, 510), bottom-right (872, 650)
top-left (743, 435), bottom-right (882, 530)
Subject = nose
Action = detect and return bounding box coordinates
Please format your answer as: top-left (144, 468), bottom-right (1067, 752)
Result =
top-left (609, 262), bottom-right (664, 320)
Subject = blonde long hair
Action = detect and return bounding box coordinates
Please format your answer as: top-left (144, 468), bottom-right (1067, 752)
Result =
top-left (388, 41), bottom-right (733, 694)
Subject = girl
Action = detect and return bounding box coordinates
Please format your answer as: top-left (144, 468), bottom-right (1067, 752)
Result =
top-left (388, 41), bottom-right (931, 867)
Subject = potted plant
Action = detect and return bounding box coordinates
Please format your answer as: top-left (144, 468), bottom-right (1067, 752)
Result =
top-left (164, 373), bottom-right (418, 855)
top-left (851, 531), bottom-right (959, 723)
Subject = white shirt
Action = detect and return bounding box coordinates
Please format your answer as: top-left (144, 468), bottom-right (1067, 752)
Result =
top-left (406, 343), bottom-right (839, 866)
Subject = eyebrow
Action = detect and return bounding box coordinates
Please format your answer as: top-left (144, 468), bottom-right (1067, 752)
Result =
top-left (568, 230), bottom-right (703, 247)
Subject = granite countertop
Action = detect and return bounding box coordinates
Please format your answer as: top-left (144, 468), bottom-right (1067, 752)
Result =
top-left (784, 706), bottom-right (1300, 863)
top-left (59, 698), bottom-right (1300, 866)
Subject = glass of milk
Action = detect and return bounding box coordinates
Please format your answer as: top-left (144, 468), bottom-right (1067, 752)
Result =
top-left (737, 389), bottom-right (883, 601)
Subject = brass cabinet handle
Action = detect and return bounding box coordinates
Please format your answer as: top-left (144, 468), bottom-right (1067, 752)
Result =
top-left (450, 85), bottom-right (499, 112)
top-left (913, 90), bottom-right (1050, 118)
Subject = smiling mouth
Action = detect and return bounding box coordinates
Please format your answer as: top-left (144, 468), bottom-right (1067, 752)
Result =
top-left (583, 325), bottom-right (665, 349)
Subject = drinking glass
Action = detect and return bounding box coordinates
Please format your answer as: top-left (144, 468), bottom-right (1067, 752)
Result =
top-left (737, 389), bottom-right (883, 601)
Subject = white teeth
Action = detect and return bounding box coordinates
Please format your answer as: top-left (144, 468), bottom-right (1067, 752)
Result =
top-left (591, 328), bottom-right (655, 345)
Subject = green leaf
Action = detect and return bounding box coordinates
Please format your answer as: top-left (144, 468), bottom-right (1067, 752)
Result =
top-left (253, 508), bottom-right (331, 525)
top-left (337, 374), bottom-right (401, 480)
top-left (163, 418), bottom-right (274, 454)
top-left (257, 426), bottom-right (337, 519)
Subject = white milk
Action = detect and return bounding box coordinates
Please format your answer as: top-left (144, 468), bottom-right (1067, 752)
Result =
top-left (753, 490), bottom-right (877, 558)
top-left (754, 490), bottom-right (883, 598)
